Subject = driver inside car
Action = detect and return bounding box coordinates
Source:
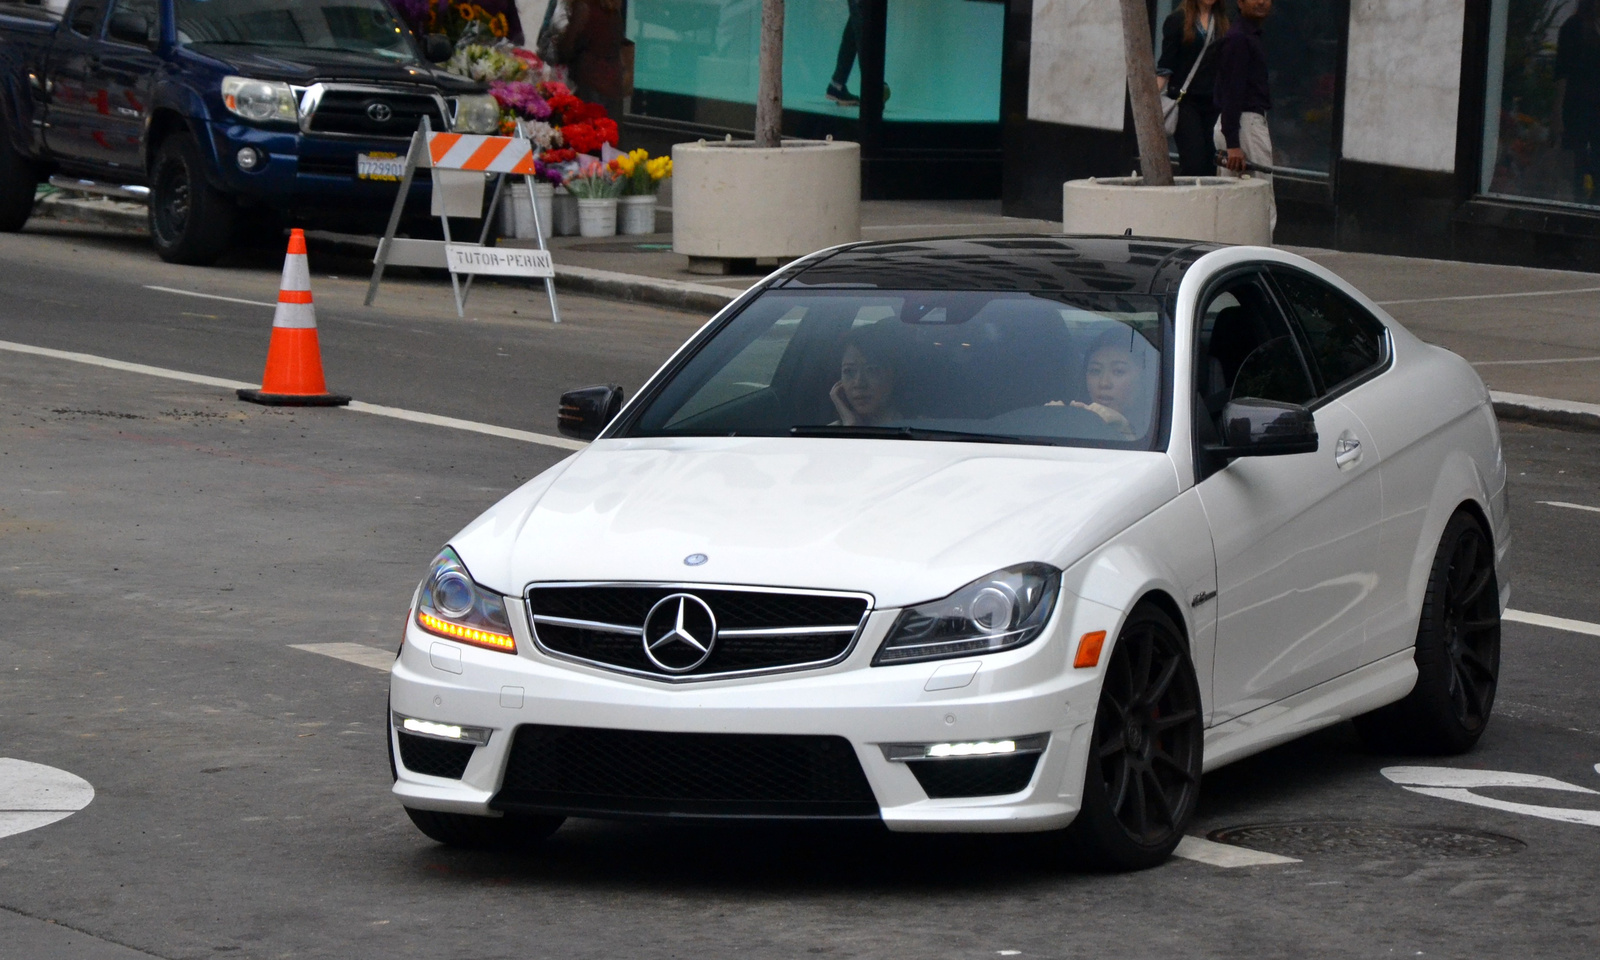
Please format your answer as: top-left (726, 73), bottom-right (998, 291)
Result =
top-left (829, 326), bottom-right (906, 426)
top-left (1052, 326), bottom-right (1154, 441)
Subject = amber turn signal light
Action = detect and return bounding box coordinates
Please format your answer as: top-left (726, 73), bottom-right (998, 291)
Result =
top-left (1073, 630), bottom-right (1107, 668)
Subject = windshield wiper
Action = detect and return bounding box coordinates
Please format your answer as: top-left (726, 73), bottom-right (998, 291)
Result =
top-left (790, 425), bottom-right (1018, 444)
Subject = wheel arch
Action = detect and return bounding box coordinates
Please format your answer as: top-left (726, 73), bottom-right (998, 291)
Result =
top-left (1404, 443), bottom-right (1501, 621)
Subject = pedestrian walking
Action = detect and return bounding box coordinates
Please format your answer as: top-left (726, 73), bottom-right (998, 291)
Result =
top-left (1213, 0), bottom-right (1275, 233)
top-left (1157, 0), bottom-right (1228, 177)
top-left (1554, 0), bottom-right (1600, 204)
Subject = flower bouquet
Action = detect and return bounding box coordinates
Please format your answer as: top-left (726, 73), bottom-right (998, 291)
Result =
top-left (565, 161), bottom-right (623, 237)
top-left (609, 150), bottom-right (672, 236)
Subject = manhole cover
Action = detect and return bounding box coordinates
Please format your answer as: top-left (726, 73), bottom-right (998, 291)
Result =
top-left (1208, 821), bottom-right (1525, 860)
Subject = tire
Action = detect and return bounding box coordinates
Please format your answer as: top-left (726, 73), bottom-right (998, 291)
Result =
top-left (0, 135), bottom-right (38, 232)
top-left (404, 806), bottom-right (565, 851)
top-left (149, 132), bottom-right (234, 265)
top-left (1354, 511), bottom-right (1500, 754)
top-left (1065, 604), bottom-right (1204, 871)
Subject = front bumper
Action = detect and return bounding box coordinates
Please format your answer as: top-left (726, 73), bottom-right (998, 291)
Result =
top-left (205, 121), bottom-right (437, 222)
top-left (388, 592), bottom-right (1119, 833)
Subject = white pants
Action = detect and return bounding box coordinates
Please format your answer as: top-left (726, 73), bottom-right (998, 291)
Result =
top-left (1215, 112), bottom-right (1276, 235)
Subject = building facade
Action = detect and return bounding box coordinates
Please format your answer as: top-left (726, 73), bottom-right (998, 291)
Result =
top-left (619, 1), bottom-right (1600, 271)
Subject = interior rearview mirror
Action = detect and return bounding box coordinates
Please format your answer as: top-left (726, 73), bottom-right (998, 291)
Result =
top-left (423, 34), bottom-right (453, 63)
top-left (557, 385), bottom-right (624, 441)
top-left (107, 10), bottom-right (152, 46)
top-left (1205, 397), bottom-right (1318, 458)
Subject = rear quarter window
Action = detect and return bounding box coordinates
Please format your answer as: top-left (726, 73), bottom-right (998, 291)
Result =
top-left (1272, 269), bottom-right (1389, 394)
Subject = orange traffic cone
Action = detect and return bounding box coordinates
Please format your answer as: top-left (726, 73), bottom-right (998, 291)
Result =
top-left (237, 229), bottom-right (350, 407)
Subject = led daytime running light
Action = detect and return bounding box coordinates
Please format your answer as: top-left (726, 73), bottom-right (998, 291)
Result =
top-left (416, 610), bottom-right (516, 652)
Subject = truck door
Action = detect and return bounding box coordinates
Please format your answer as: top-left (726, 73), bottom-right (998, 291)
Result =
top-left (86, 0), bottom-right (161, 175)
top-left (43, 0), bottom-right (111, 166)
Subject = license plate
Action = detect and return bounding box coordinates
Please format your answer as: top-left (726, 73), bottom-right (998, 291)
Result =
top-left (357, 152), bottom-right (405, 181)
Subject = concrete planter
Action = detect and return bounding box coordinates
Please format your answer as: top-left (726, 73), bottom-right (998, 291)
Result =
top-left (672, 139), bottom-right (860, 261)
top-left (1062, 176), bottom-right (1273, 245)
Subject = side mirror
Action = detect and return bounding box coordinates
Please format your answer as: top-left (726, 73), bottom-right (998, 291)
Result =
top-left (108, 10), bottom-right (152, 46)
top-left (423, 34), bottom-right (453, 63)
top-left (558, 385), bottom-right (624, 441)
top-left (1205, 398), bottom-right (1318, 458)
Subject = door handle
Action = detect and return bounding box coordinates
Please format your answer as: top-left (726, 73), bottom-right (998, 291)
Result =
top-left (1334, 436), bottom-right (1362, 467)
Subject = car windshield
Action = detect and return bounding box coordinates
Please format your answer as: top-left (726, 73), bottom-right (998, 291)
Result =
top-left (624, 290), bottom-right (1170, 449)
top-left (175, 0), bottom-right (418, 62)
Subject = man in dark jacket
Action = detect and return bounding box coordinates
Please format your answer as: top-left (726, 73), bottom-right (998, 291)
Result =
top-left (1212, 0), bottom-right (1275, 232)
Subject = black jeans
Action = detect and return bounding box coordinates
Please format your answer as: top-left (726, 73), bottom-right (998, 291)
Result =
top-left (831, 0), bottom-right (864, 88)
top-left (1173, 92), bottom-right (1220, 177)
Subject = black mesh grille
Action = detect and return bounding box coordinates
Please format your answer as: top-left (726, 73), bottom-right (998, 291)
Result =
top-left (528, 586), bottom-right (869, 679)
top-left (491, 725), bottom-right (879, 819)
top-left (308, 90), bottom-right (445, 137)
top-left (397, 731), bottom-right (475, 779)
top-left (906, 755), bottom-right (1041, 799)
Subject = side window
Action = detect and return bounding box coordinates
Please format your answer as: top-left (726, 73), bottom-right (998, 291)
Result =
top-left (68, 1), bottom-right (104, 37)
top-left (1272, 270), bottom-right (1389, 394)
top-left (107, 0), bottom-right (159, 44)
top-left (664, 310), bottom-right (803, 426)
top-left (1196, 275), bottom-right (1317, 413)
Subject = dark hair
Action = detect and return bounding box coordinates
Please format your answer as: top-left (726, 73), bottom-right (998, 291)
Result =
top-left (1182, 0), bottom-right (1229, 44)
top-left (839, 322), bottom-right (905, 375)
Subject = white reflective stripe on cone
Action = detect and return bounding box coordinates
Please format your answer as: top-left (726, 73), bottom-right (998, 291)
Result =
top-left (271, 300), bottom-right (317, 329)
top-left (279, 252), bottom-right (311, 293)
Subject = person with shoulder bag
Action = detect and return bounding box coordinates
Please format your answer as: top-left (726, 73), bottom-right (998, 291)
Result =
top-left (1156, 0), bottom-right (1227, 177)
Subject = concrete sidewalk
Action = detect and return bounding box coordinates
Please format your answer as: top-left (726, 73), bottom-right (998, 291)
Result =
top-left (33, 192), bottom-right (1600, 428)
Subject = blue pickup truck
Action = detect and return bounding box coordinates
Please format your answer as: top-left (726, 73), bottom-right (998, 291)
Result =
top-left (0, 0), bottom-right (499, 263)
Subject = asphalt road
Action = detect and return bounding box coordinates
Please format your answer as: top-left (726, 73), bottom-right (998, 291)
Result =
top-left (2, 226), bottom-right (1599, 960)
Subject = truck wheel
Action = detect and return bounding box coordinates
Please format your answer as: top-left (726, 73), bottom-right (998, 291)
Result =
top-left (149, 132), bottom-right (234, 265)
top-left (0, 136), bottom-right (38, 232)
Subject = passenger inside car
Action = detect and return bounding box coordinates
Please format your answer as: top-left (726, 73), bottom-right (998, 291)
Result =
top-left (829, 326), bottom-right (906, 426)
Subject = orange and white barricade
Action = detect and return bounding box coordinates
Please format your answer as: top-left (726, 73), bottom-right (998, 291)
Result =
top-left (365, 116), bottom-right (560, 322)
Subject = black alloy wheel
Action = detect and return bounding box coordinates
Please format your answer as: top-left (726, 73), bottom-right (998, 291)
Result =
top-left (1355, 511), bottom-right (1501, 754)
top-left (1066, 604), bottom-right (1203, 871)
top-left (149, 132), bottom-right (234, 265)
top-left (0, 134), bottom-right (38, 232)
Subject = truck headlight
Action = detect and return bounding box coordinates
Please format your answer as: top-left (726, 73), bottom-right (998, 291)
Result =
top-left (451, 94), bottom-right (501, 134)
top-left (873, 564), bottom-right (1061, 665)
top-left (221, 76), bottom-right (298, 124)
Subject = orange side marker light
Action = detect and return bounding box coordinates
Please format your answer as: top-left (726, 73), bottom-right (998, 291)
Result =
top-left (1073, 631), bottom-right (1107, 669)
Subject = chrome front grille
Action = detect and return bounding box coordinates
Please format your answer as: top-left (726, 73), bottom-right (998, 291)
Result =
top-left (300, 84), bottom-right (447, 139)
top-left (526, 583), bottom-right (872, 681)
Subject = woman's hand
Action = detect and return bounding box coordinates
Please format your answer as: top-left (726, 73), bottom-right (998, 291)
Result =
top-left (829, 381), bottom-right (859, 425)
top-left (1071, 400), bottom-right (1135, 437)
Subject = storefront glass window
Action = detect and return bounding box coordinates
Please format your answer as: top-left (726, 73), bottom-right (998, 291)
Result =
top-left (626, 0), bottom-right (1002, 125)
top-left (1482, 0), bottom-right (1600, 207)
top-left (1153, 0), bottom-right (1343, 176)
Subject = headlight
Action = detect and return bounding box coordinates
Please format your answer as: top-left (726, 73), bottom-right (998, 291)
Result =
top-left (221, 76), bottom-right (298, 124)
top-left (413, 547), bottom-right (516, 653)
top-left (874, 563), bottom-right (1061, 665)
top-left (451, 94), bottom-right (500, 134)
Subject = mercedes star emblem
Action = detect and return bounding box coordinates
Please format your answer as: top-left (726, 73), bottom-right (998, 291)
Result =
top-left (366, 101), bottom-right (393, 123)
top-left (642, 593), bottom-right (717, 673)
top-left (684, 553), bottom-right (708, 566)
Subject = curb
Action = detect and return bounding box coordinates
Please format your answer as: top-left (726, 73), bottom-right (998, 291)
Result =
top-left (34, 195), bottom-right (148, 232)
top-left (551, 263), bottom-right (740, 314)
top-left (1491, 391), bottom-right (1600, 433)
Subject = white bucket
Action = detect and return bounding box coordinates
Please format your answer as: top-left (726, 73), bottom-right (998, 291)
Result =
top-left (552, 188), bottom-right (579, 236)
top-left (577, 198), bottom-right (618, 237)
top-left (500, 182), bottom-right (537, 238)
top-left (617, 194), bottom-right (658, 235)
top-left (533, 182), bottom-right (554, 239)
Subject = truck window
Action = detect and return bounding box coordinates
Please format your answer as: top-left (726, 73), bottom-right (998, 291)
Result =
top-left (68, 1), bottom-right (103, 37)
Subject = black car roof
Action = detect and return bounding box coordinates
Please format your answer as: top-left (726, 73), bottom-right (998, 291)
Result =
top-left (774, 235), bottom-right (1221, 297)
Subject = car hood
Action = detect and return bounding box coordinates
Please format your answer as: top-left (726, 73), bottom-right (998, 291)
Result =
top-left (453, 438), bottom-right (1180, 609)
top-left (183, 44), bottom-right (480, 91)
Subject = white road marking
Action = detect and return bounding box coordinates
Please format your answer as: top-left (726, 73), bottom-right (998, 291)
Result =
top-left (346, 400), bottom-right (585, 451)
top-left (1375, 285), bottom-right (1600, 306)
top-left (1504, 609), bottom-right (1600, 638)
top-left (1538, 500), bottom-right (1600, 514)
top-left (1473, 355), bottom-right (1600, 366)
top-left (290, 643), bottom-right (396, 671)
top-left (143, 285), bottom-right (276, 308)
top-left (0, 759), bottom-right (95, 841)
top-left (1383, 766), bottom-right (1600, 828)
top-left (0, 339), bottom-right (583, 451)
top-left (1172, 835), bottom-right (1300, 867)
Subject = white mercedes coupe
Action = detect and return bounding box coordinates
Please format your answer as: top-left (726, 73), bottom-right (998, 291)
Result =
top-left (388, 237), bottom-right (1508, 870)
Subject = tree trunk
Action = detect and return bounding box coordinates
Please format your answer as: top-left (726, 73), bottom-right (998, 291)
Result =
top-left (1119, 0), bottom-right (1173, 186)
top-left (755, 0), bottom-right (785, 148)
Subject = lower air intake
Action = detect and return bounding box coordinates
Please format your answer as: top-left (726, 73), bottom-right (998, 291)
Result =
top-left (397, 731), bottom-right (475, 780)
top-left (906, 754), bottom-right (1041, 799)
top-left (491, 725), bottom-right (880, 819)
